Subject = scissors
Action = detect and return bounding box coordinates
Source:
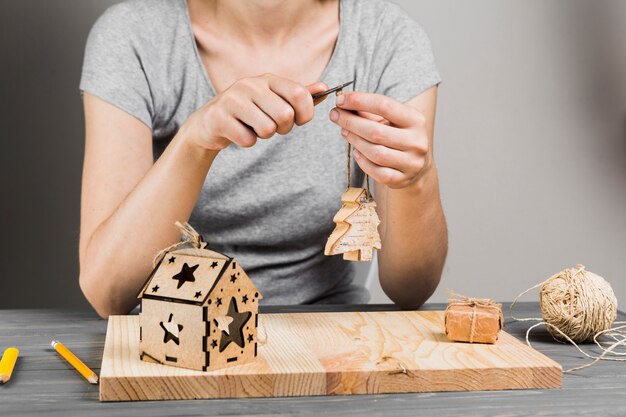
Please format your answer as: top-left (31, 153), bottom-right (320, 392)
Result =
top-left (312, 80), bottom-right (355, 101)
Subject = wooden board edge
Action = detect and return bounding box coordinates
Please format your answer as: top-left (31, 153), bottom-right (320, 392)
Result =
top-left (100, 318), bottom-right (115, 378)
top-left (496, 331), bottom-right (565, 372)
top-left (99, 363), bottom-right (562, 401)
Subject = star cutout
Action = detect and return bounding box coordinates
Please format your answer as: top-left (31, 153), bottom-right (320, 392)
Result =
top-left (242, 294), bottom-right (249, 304)
top-left (211, 339), bottom-right (217, 349)
top-left (151, 285), bottom-right (159, 293)
top-left (210, 261), bottom-right (218, 269)
top-left (160, 314), bottom-right (183, 345)
top-left (216, 297), bottom-right (222, 306)
top-left (172, 263), bottom-right (198, 289)
top-left (214, 316), bottom-right (234, 334)
top-left (219, 298), bottom-right (252, 352)
top-left (230, 274), bottom-right (237, 283)
top-left (168, 256), bottom-right (176, 264)
top-left (194, 291), bottom-right (202, 299)
top-left (247, 334), bottom-right (254, 343)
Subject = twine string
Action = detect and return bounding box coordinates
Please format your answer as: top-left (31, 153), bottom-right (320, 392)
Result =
top-left (345, 141), bottom-right (371, 198)
top-left (447, 290), bottom-right (500, 309)
top-left (337, 88), bottom-right (370, 198)
top-left (347, 141), bottom-right (351, 190)
top-left (509, 281), bottom-right (545, 322)
top-left (152, 221), bottom-right (206, 267)
top-left (510, 265), bottom-right (624, 372)
top-left (469, 305), bottom-right (477, 343)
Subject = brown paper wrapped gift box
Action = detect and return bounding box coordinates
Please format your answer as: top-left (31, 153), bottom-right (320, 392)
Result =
top-left (444, 295), bottom-right (503, 344)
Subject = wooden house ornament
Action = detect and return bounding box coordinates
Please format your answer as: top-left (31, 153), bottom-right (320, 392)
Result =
top-left (325, 187), bottom-right (381, 261)
top-left (138, 222), bottom-right (262, 372)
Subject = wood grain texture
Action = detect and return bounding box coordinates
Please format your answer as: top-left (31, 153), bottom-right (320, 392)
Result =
top-left (100, 310), bottom-right (561, 401)
top-left (3, 305), bottom-right (626, 417)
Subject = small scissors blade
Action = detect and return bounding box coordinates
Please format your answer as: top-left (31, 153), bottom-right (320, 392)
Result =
top-left (312, 80), bottom-right (355, 100)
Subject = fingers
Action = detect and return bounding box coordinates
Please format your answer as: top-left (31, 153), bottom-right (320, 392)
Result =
top-left (341, 129), bottom-right (422, 175)
top-left (356, 110), bottom-right (387, 123)
top-left (231, 99), bottom-right (278, 139)
top-left (307, 82), bottom-right (330, 106)
top-left (330, 108), bottom-right (424, 152)
top-left (330, 98), bottom-right (430, 188)
top-left (220, 117), bottom-right (257, 148)
top-left (212, 74), bottom-right (325, 147)
top-left (352, 148), bottom-right (408, 189)
top-left (251, 90), bottom-right (296, 136)
top-left (249, 81), bottom-right (328, 136)
top-left (264, 74), bottom-right (316, 126)
top-left (336, 92), bottom-right (425, 128)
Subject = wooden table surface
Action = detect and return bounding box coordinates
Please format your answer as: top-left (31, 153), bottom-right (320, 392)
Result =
top-left (1, 302), bottom-right (625, 416)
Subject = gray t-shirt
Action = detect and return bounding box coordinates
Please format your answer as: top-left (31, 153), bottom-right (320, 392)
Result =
top-left (80, 0), bottom-right (442, 305)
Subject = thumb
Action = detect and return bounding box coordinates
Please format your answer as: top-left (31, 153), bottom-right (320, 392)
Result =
top-left (306, 82), bottom-right (330, 106)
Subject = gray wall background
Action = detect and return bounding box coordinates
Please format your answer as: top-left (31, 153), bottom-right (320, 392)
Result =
top-left (1, 1), bottom-right (624, 310)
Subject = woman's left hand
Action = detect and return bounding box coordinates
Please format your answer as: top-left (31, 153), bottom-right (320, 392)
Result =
top-left (329, 92), bottom-right (431, 189)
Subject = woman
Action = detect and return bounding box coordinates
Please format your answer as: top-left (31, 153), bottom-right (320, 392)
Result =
top-left (79, 0), bottom-right (448, 318)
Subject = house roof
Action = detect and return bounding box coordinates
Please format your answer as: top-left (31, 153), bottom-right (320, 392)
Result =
top-left (138, 247), bottom-right (235, 305)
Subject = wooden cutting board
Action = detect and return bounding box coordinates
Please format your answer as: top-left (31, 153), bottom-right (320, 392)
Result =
top-left (100, 311), bottom-right (561, 401)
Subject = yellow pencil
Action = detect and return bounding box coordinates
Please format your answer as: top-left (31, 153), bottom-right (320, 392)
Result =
top-left (0, 347), bottom-right (19, 383)
top-left (51, 340), bottom-right (98, 384)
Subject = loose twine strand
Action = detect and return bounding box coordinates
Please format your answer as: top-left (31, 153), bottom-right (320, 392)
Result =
top-left (446, 290), bottom-right (502, 344)
top-left (510, 264), bottom-right (626, 372)
top-left (152, 221), bottom-right (206, 267)
top-left (346, 142), bottom-right (371, 198)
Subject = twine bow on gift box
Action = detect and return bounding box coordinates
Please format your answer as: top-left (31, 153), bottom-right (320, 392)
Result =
top-left (445, 291), bottom-right (503, 343)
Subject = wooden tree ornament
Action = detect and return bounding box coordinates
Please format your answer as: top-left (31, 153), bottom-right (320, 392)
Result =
top-left (137, 222), bottom-right (262, 372)
top-left (325, 90), bottom-right (382, 262)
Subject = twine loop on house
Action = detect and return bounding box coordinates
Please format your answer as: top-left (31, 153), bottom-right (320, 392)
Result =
top-left (510, 264), bottom-right (626, 372)
top-left (152, 221), bottom-right (207, 267)
top-left (446, 290), bottom-right (502, 344)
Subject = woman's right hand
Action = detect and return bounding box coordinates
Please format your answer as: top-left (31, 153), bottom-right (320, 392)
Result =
top-left (180, 73), bottom-right (329, 151)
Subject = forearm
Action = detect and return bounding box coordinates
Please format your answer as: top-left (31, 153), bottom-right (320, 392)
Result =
top-left (376, 166), bottom-right (448, 308)
top-left (80, 131), bottom-right (217, 317)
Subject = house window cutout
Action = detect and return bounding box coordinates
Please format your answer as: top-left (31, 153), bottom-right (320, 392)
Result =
top-left (171, 262), bottom-right (199, 289)
top-left (160, 313), bottom-right (184, 345)
top-left (218, 297), bottom-right (251, 352)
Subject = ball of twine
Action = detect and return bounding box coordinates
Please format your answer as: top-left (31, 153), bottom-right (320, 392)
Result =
top-left (539, 264), bottom-right (617, 343)
top-left (511, 264), bottom-right (626, 372)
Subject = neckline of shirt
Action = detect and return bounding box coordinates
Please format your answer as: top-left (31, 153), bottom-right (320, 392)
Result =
top-left (179, 0), bottom-right (347, 97)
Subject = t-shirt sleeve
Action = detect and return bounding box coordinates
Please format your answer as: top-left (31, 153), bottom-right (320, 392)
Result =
top-left (369, 3), bottom-right (442, 103)
top-left (79, 4), bottom-right (154, 129)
